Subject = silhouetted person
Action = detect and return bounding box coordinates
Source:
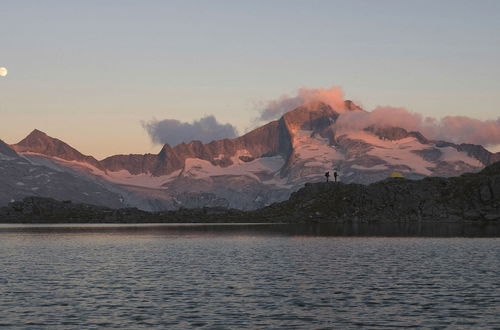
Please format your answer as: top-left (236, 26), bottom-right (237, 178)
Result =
top-left (333, 171), bottom-right (338, 183)
top-left (325, 171), bottom-right (330, 182)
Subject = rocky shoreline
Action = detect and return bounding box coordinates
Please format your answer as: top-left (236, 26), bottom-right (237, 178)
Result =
top-left (1, 162), bottom-right (499, 224)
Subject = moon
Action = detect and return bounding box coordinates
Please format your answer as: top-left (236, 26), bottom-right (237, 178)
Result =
top-left (0, 67), bottom-right (8, 77)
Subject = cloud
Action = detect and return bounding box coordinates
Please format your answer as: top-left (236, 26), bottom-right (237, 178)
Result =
top-left (334, 106), bottom-right (500, 146)
top-left (258, 86), bottom-right (346, 121)
top-left (424, 116), bottom-right (500, 146)
top-left (142, 86), bottom-right (500, 149)
top-left (142, 115), bottom-right (238, 146)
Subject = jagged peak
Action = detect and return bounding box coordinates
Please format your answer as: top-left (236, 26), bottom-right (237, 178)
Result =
top-left (344, 100), bottom-right (364, 112)
top-left (287, 101), bottom-right (335, 115)
top-left (282, 102), bottom-right (339, 133)
top-left (158, 143), bottom-right (174, 156)
top-left (20, 129), bottom-right (52, 142)
top-left (280, 100), bottom-right (364, 131)
top-left (14, 129), bottom-right (72, 152)
top-left (20, 129), bottom-right (55, 142)
top-left (11, 129), bottom-right (103, 169)
top-left (14, 129), bottom-right (62, 149)
top-left (29, 128), bottom-right (47, 136)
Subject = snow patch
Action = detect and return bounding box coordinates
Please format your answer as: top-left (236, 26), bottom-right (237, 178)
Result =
top-left (292, 130), bottom-right (344, 168)
top-left (20, 152), bottom-right (181, 188)
top-left (103, 169), bottom-right (181, 188)
top-left (437, 147), bottom-right (483, 167)
top-left (352, 164), bottom-right (389, 171)
top-left (344, 131), bottom-right (434, 175)
top-left (182, 155), bottom-right (286, 184)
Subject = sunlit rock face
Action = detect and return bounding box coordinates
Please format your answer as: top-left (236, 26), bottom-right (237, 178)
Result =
top-left (12, 129), bottom-right (104, 170)
top-left (5, 100), bottom-right (499, 211)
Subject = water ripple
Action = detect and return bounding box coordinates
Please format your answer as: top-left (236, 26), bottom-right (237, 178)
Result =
top-left (0, 228), bottom-right (499, 328)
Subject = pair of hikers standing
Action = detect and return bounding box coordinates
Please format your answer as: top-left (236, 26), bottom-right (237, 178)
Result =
top-left (325, 171), bottom-right (338, 183)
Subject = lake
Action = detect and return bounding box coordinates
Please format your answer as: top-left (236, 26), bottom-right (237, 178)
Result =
top-left (0, 223), bottom-right (499, 329)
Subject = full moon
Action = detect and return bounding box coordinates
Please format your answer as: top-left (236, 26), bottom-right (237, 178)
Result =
top-left (0, 67), bottom-right (8, 77)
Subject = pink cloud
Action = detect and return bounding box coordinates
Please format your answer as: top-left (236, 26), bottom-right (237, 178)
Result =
top-left (257, 85), bottom-right (500, 147)
top-left (335, 106), bottom-right (500, 146)
top-left (426, 116), bottom-right (500, 146)
top-left (258, 86), bottom-right (346, 121)
top-left (298, 86), bottom-right (346, 111)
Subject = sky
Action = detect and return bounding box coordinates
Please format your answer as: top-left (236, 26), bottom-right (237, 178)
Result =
top-left (1, 0), bottom-right (500, 159)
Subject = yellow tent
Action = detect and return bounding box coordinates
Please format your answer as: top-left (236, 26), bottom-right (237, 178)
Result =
top-left (390, 171), bottom-right (404, 178)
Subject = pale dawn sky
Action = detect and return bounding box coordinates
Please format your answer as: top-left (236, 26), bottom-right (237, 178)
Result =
top-left (1, 0), bottom-right (499, 158)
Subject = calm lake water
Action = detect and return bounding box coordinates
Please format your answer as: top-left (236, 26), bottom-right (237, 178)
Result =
top-left (0, 223), bottom-right (499, 329)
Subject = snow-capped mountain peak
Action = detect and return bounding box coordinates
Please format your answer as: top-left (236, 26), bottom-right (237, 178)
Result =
top-left (3, 101), bottom-right (499, 211)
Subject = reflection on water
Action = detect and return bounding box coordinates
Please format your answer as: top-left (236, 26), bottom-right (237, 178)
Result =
top-left (0, 224), bottom-right (499, 328)
top-left (1, 221), bottom-right (499, 237)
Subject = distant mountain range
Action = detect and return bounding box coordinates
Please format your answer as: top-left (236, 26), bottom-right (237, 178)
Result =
top-left (2, 155), bottom-right (499, 225)
top-left (2, 100), bottom-right (499, 210)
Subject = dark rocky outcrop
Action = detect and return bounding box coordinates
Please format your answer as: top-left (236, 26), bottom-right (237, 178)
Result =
top-left (365, 125), bottom-right (410, 141)
top-left (0, 196), bottom-right (249, 223)
top-left (256, 161), bottom-right (500, 223)
top-left (492, 152), bottom-right (500, 164)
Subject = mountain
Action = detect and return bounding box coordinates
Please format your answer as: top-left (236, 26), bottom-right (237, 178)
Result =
top-left (100, 118), bottom-right (291, 176)
top-left (5, 101), bottom-right (500, 211)
top-left (0, 140), bottom-right (123, 208)
top-left (12, 129), bottom-right (103, 170)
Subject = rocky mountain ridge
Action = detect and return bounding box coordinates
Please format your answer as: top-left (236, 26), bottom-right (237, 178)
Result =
top-left (4, 100), bottom-right (500, 211)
